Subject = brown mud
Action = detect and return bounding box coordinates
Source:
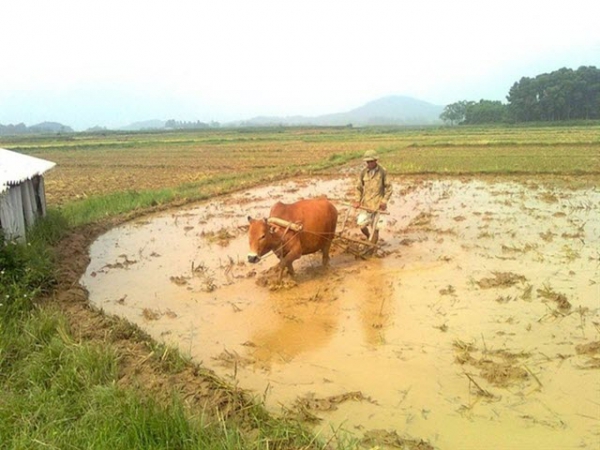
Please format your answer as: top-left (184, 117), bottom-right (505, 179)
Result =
top-left (78, 176), bottom-right (599, 449)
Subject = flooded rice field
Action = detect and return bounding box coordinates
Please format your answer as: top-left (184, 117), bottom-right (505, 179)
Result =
top-left (82, 176), bottom-right (600, 449)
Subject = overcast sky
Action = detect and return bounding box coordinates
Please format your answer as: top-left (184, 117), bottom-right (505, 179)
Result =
top-left (1, 0), bottom-right (598, 130)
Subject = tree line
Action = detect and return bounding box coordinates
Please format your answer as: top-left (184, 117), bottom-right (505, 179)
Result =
top-left (441, 66), bottom-right (600, 125)
top-left (165, 119), bottom-right (215, 129)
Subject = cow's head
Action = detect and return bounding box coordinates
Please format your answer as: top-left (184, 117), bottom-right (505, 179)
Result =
top-left (247, 216), bottom-right (278, 263)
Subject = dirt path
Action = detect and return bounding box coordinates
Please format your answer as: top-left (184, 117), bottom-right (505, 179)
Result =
top-left (79, 176), bottom-right (600, 449)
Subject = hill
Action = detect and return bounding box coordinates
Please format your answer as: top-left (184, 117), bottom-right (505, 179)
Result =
top-left (241, 95), bottom-right (444, 127)
top-left (0, 121), bottom-right (74, 135)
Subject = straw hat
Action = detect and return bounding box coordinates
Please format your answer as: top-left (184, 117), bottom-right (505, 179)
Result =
top-left (363, 149), bottom-right (378, 161)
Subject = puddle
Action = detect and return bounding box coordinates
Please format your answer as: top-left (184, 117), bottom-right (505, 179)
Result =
top-left (82, 177), bottom-right (600, 449)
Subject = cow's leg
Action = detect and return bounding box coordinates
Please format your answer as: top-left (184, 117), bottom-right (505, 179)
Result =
top-left (322, 239), bottom-right (332, 267)
top-left (286, 262), bottom-right (295, 276)
top-left (277, 259), bottom-right (295, 281)
top-left (278, 245), bottom-right (300, 281)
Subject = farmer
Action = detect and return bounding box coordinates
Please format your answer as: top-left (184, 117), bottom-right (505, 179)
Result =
top-left (353, 149), bottom-right (393, 244)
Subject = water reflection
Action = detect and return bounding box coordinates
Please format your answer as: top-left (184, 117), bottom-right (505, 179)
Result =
top-left (356, 263), bottom-right (396, 347)
top-left (248, 282), bottom-right (342, 368)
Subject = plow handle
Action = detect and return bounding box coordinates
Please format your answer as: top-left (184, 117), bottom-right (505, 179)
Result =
top-left (339, 202), bottom-right (390, 215)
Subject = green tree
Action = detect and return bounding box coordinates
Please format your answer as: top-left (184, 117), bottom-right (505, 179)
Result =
top-left (463, 100), bottom-right (508, 124)
top-left (507, 66), bottom-right (599, 122)
top-left (507, 76), bottom-right (538, 122)
top-left (440, 100), bottom-right (472, 125)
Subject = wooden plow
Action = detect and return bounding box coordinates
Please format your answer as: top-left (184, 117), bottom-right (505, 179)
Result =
top-left (333, 203), bottom-right (390, 259)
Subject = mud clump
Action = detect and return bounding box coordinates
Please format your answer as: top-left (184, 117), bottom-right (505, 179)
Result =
top-left (575, 341), bottom-right (600, 369)
top-left (576, 341), bottom-right (600, 355)
top-left (142, 308), bottom-right (161, 321)
top-left (170, 275), bottom-right (189, 286)
top-left (212, 349), bottom-right (255, 369)
top-left (290, 391), bottom-right (376, 423)
top-left (478, 362), bottom-right (529, 388)
top-left (102, 254), bottom-right (138, 270)
top-left (407, 211), bottom-right (434, 230)
top-left (201, 227), bottom-right (238, 247)
top-left (454, 341), bottom-right (531, 388)
top-left (255, 266), bottom-right (298, 290)
top-left (476, 271), bottom-right (527, 289)
top-left (537, 285), bottom-right (572, 312)
top-left (361, 429), bottom-right (434, 450)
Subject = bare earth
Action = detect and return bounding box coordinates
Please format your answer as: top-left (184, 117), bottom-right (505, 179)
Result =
top-left (75, 176), bottom-right (599, 449)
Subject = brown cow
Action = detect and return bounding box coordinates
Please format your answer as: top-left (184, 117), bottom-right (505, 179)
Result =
top-left (247, 198), bottom-right (338, 281)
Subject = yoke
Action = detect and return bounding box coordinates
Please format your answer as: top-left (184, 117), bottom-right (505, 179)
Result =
top-left (267, 217), bottom-right (303, 232)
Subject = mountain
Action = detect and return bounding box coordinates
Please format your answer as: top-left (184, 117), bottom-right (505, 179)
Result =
top-left (241, 95), bottom-right (444, 127)
top-left (319, 95), bottom-right (445, 126)
top-left (0, 121), bottom-right (73, 135)
top-left (29, 122), bottom-right (74, 133)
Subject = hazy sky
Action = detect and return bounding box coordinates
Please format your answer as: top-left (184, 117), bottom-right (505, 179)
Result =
top-left (1, 0), bottom-right (598, 130)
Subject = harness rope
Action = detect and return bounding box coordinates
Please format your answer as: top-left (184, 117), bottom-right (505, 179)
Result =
top-left (259, 206), bottom-right (379, 262)
top-left (263, 217), bottom-right (339, 259)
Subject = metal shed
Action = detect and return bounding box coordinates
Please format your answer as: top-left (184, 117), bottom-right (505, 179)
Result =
top-left (0, 148), bottom-right (56, 243)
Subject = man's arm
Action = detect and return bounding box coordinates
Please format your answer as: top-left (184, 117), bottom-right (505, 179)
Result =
top-left (354, 169), bottom-right (365, 208)
top-left (380, 168), bottom-right (392, 210)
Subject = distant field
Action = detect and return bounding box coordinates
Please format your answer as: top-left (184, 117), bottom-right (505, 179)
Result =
top-left (3, 125), bottom-right (599, 206)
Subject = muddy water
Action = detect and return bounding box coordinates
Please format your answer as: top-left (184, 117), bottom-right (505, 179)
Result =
top-left (82, 177), bottom-right (600, 449)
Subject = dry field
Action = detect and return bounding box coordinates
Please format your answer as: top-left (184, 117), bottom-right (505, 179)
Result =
top-left (5, 125), bottom-right (598, 206)
top-left (12, 129), bottom-right (390, 205)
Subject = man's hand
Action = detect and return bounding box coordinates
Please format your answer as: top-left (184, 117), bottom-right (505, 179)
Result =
top-left (353, 202), bottom-right (361, 209)
top-left (379, 203), bottom-right (387, 211)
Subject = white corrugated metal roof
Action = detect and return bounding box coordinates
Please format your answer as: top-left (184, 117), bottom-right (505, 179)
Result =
top-left (0, 148), bottom-right (56, 194)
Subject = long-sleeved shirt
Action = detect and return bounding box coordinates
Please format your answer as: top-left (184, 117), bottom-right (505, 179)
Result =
top-left (356, 164), bottom-right (392, 210)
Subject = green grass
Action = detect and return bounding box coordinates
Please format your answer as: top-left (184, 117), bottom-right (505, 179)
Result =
top-left (0, 306), bottom-right (240, 449)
